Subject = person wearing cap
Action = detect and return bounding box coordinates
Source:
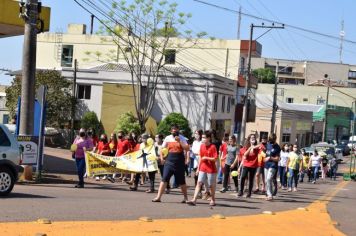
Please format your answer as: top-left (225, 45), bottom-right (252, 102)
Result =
top-left (72, 128), bottom-right (94, 188)
top-left (152, 124), bottom-right (190, 203)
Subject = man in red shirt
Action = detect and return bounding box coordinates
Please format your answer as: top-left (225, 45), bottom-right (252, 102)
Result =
top-left (188, 131), bottom-right (218, 206)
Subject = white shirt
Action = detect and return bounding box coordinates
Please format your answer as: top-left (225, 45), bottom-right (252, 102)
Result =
top-left (279, 151), bottom-right (289, 167)
top-left (192, 140), bottom-right (202, 156)
top-left (311, 155), bottom-right (321, 167)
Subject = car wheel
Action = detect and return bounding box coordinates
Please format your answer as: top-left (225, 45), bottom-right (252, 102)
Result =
top-left (0, 166), bottom-right (15, 196)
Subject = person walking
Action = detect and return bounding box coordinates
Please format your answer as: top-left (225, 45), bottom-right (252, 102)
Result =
top-left (155, 134), bottom-right (171, 193)
top-left (287, 144), bottom-right (302, 192)
top-left (188, 131), bottom-right (218, 206)
top-left (72, 128), bottom-right (94, 188)
top-left (321, 155), bottom-right (329, 181)
top-left (254, 135), bottom-right (267, 194)
top-left (299, 149), bottom-right (310, 183)
top-left (238, 134), bottom-right (259, 198)
top-left (152, 125), bottom-right (189, 203)
top-left (309, 150), bottom-right (322, 184)
top-left (278, 143), bottom-right (289, 189)
top-left (264, 134), bottom-right (281, 201)
top-left (220, 135), bottom-right (240, 193)
top-left (329, 155), bottom-right (338, 181)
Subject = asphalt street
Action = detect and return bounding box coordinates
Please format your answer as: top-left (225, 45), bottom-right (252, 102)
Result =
top-left (0, 148), bottom-right (354, 235)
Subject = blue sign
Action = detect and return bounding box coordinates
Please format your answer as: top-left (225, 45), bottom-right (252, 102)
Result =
top-left (16, 97), bottom-right (42, 136)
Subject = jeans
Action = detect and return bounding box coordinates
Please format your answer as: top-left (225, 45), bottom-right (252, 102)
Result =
top-left (312, 166), bottom-right (319, 182)
top-left (188, 158), bottom-right (195, 174)
top-left (75, 158), bottom-right (86, 186)
top-left (330, 166), bottom-right (337, 180)
top-left (288, 168), bottom-right (299, 188)
top-left (278, 166), bottom-right (287, 187)
top-left (239, 167), bottom-right (256, 196)
top-left (265, 168), bottom-right (277, 197)
top-left (218, 166), bottom-right (223, 182)
top-left (223, 164), bottom-right (238, 190)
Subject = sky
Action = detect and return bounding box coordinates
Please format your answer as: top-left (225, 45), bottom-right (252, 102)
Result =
top-left (1, 0), bottom-right (356, 85)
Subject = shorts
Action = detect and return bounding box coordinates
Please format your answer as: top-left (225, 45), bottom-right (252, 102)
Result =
top-left (197, 171), bottom-right (216, 187)
top-left (162, 164), bottom-right (186, 186)
top-left (256, 167), bottom-right (265, 175)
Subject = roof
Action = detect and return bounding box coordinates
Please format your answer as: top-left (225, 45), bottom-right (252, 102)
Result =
top-left (90, 63), bottom-right (199, 74)
top-left (255, 94), bottom-right (323, 112)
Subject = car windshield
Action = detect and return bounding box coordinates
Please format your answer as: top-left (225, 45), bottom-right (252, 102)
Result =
top-left (314, 146), bottom-right (335, 155)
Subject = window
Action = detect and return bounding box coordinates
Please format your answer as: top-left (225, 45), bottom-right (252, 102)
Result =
top-left (2, 114), bottom-right (9, 124)
top-left (0, 127), bottom-right (11, 146)
top-left (227, 97), bottom-right (231, 113)
top-left (221, 96), bottom-right (226, 113)
top-left (213, 94), bottom-right (218, 112)
top-left (348, 71), bottom-right (356, 79)
top-left (164, 49), bottom-right (176, 64)
top-left (61, 45), bottom-right (74, 67)
top-left (303, 98), bottom-right (308, 102)
top-left (282, 133), bottom-right (291, 143)
top-left (286, 97), bottom-right (294, 103)
top-left (77, 85), bottom-right (91, 100)
top-left (259, 131), bottom-right (268, 142)
top-left (239, 57), bottom-right (245, 74)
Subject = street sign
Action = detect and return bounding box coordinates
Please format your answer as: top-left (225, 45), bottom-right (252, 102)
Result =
top-left (17, 136), bottom-right (39, 165)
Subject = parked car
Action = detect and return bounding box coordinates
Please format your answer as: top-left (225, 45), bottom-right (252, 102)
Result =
top-left (347, 136), bottom-right (356, 150)
top-left (310, 142), bottom-right (342, 163)
top-left (335, 142), bottom-right (351, 156)
top-left (0, 124), bottom-right (23, 196)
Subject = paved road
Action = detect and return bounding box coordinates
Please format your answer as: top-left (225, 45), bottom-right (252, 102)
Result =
top-left (0, 147), bottom-right (352, 227)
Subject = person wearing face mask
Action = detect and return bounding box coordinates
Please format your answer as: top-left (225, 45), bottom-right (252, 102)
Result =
top-left (72, 128), bottom-right (94, 188)
top-left (238, 134), bottom-right (259, 198)
top-left (192, 130), bottom-right (203, 186)
top-left (254, 135), bottom-right (267, 194)
top-left (286, 144), bottom-right (302, 192)
top-left (115, 131), bottom-right (130, 181)
top-left (220, 135), bottom-right (240, 193)
top-left (94, 134), bottom-right (111, 181)
top-left (152, 124), bottom-right (190, 203)
top-left (299, 149), bottom-right (310, 183)
top-left (264, 133), bottom-right (281, 201)
top-left (187, 131), bottom-right (218, 206)
top-left (155, 134), bottom-right (171, 193)
top-left (87, 128), bottom-right (99, 147)
top-left (278, 143), bottom-right (290, 190)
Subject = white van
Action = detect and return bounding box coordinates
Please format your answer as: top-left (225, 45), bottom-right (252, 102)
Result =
top-left (0, 124), bottom-right (23, 196)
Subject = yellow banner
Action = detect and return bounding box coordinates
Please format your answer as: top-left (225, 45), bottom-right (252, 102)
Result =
top-left (85, 144), bottom-right (158, 176)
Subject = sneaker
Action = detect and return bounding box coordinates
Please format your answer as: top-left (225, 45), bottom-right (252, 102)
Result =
top-left (312, 181), bottom-right (316, 184)
top-left (74, 184), bottom-right (84, 188)
top-left (220, 188), bottom-right (227, 193)
top-left (217, 181), bottom-right (222, 184)
top-left (287, 188), bottom-right (292, 192)
top-left (293, 188), bottom-right (298, 192)
top-left (95, 176), bottom-right (100, 181)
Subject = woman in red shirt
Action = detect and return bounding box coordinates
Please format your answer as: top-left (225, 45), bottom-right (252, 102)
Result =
top-left (188, 131), bottom-right (218, 206)
top-left (238, 134), bottom-right (259, 198)
top-left (96, 134), bottom-right (110, 155)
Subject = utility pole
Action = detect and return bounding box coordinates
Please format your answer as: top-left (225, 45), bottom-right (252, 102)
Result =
top-left (237, 6), bottom-right (242, 39)
top-left (339, 19), bottom-right (345, 64)
top-left (270, 61), bottom-right (279, 135)
top-left (224, 48), bottom-right (229, 77)
top-left (19, 0), bottom-right (38, 136)
top-left (70, 59), bottom-right (78, 143)
top-left (240, 23), bottom-right (284, 144)
top-left (322, 74), bottom-right (330, 142)
top-left (203, 82), bottom-right (209, 131)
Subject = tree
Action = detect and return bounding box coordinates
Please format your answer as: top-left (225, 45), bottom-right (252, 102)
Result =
top-left (252, 68), bottom-right (276, 84)
top-left (80, 111), bottom-right (104, 134)
top-left (84, 0), bottom-right (207, 132)
top-left (5, 70), bottom-right (72, 128)
top-left (114, 112), bottom-right (141, 135)
top-left (157, 113), bottom-right (192, 139)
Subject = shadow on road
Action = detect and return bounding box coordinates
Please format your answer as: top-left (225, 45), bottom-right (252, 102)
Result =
top-left (43, 154), bottom-right (77, 175)
top-left (3, 193), bottom-right (55, 199)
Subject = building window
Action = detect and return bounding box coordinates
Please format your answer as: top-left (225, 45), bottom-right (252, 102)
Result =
top-left (221, 96), bottom-right (226, 113)
top-left (164, 49), bottom-right (176, 64)
top-left (348, 71), bottom-right (356, 79)
top-left (259, 131), bottom-right (268, 142)
top-left (227, 97), bottom-right (231, 113)
top-left (282, 133), bottom-right (291, 143)
top-left (286, 97), bottom-right (294, 103)
top-left (213, 94), bottom-right (218, 112)
top-left (2, 114), bottom-right (9, 124)
top-left (77, 85), bottom-right (91, 100)
top-left (303, 98), bottom-right (308, 102)
top-left (61, 45), bottom-right (74, 67)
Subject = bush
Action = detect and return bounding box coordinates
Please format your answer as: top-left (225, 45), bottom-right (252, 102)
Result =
top-left (80, 111), bottom-right (104, 134)
top-left (115, 112), bottom-right (141, 135)
top-left (157, 113), bottom-right (192, 138)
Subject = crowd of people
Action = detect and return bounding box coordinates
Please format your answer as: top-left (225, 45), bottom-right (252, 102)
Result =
top-left (71, 124), bottom-right (339, 205)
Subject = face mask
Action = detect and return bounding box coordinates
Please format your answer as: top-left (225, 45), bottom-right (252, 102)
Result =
top-left (118, 135), bottom-right (123, 139)
top-left (172, 131), bottom-right (179, 137)
top-left (101, 138), bottom-right (106, 142)
top-left (284, 147), bottom-right (289, 151)
top-left (79, 132), bottom-right (86, 137)
top-left (87, 132), bottom-right (92, 136)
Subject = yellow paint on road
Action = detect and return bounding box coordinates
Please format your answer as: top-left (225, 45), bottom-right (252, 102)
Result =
top-left (0, 181), bottom-right (348, 236)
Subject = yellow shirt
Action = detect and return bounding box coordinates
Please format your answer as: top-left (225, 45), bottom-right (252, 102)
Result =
top-left (288, 152), bottom-right (301, 170)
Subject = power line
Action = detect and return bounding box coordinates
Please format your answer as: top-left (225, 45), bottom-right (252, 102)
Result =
top-left (192, 0), bottom-right (356, 46)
